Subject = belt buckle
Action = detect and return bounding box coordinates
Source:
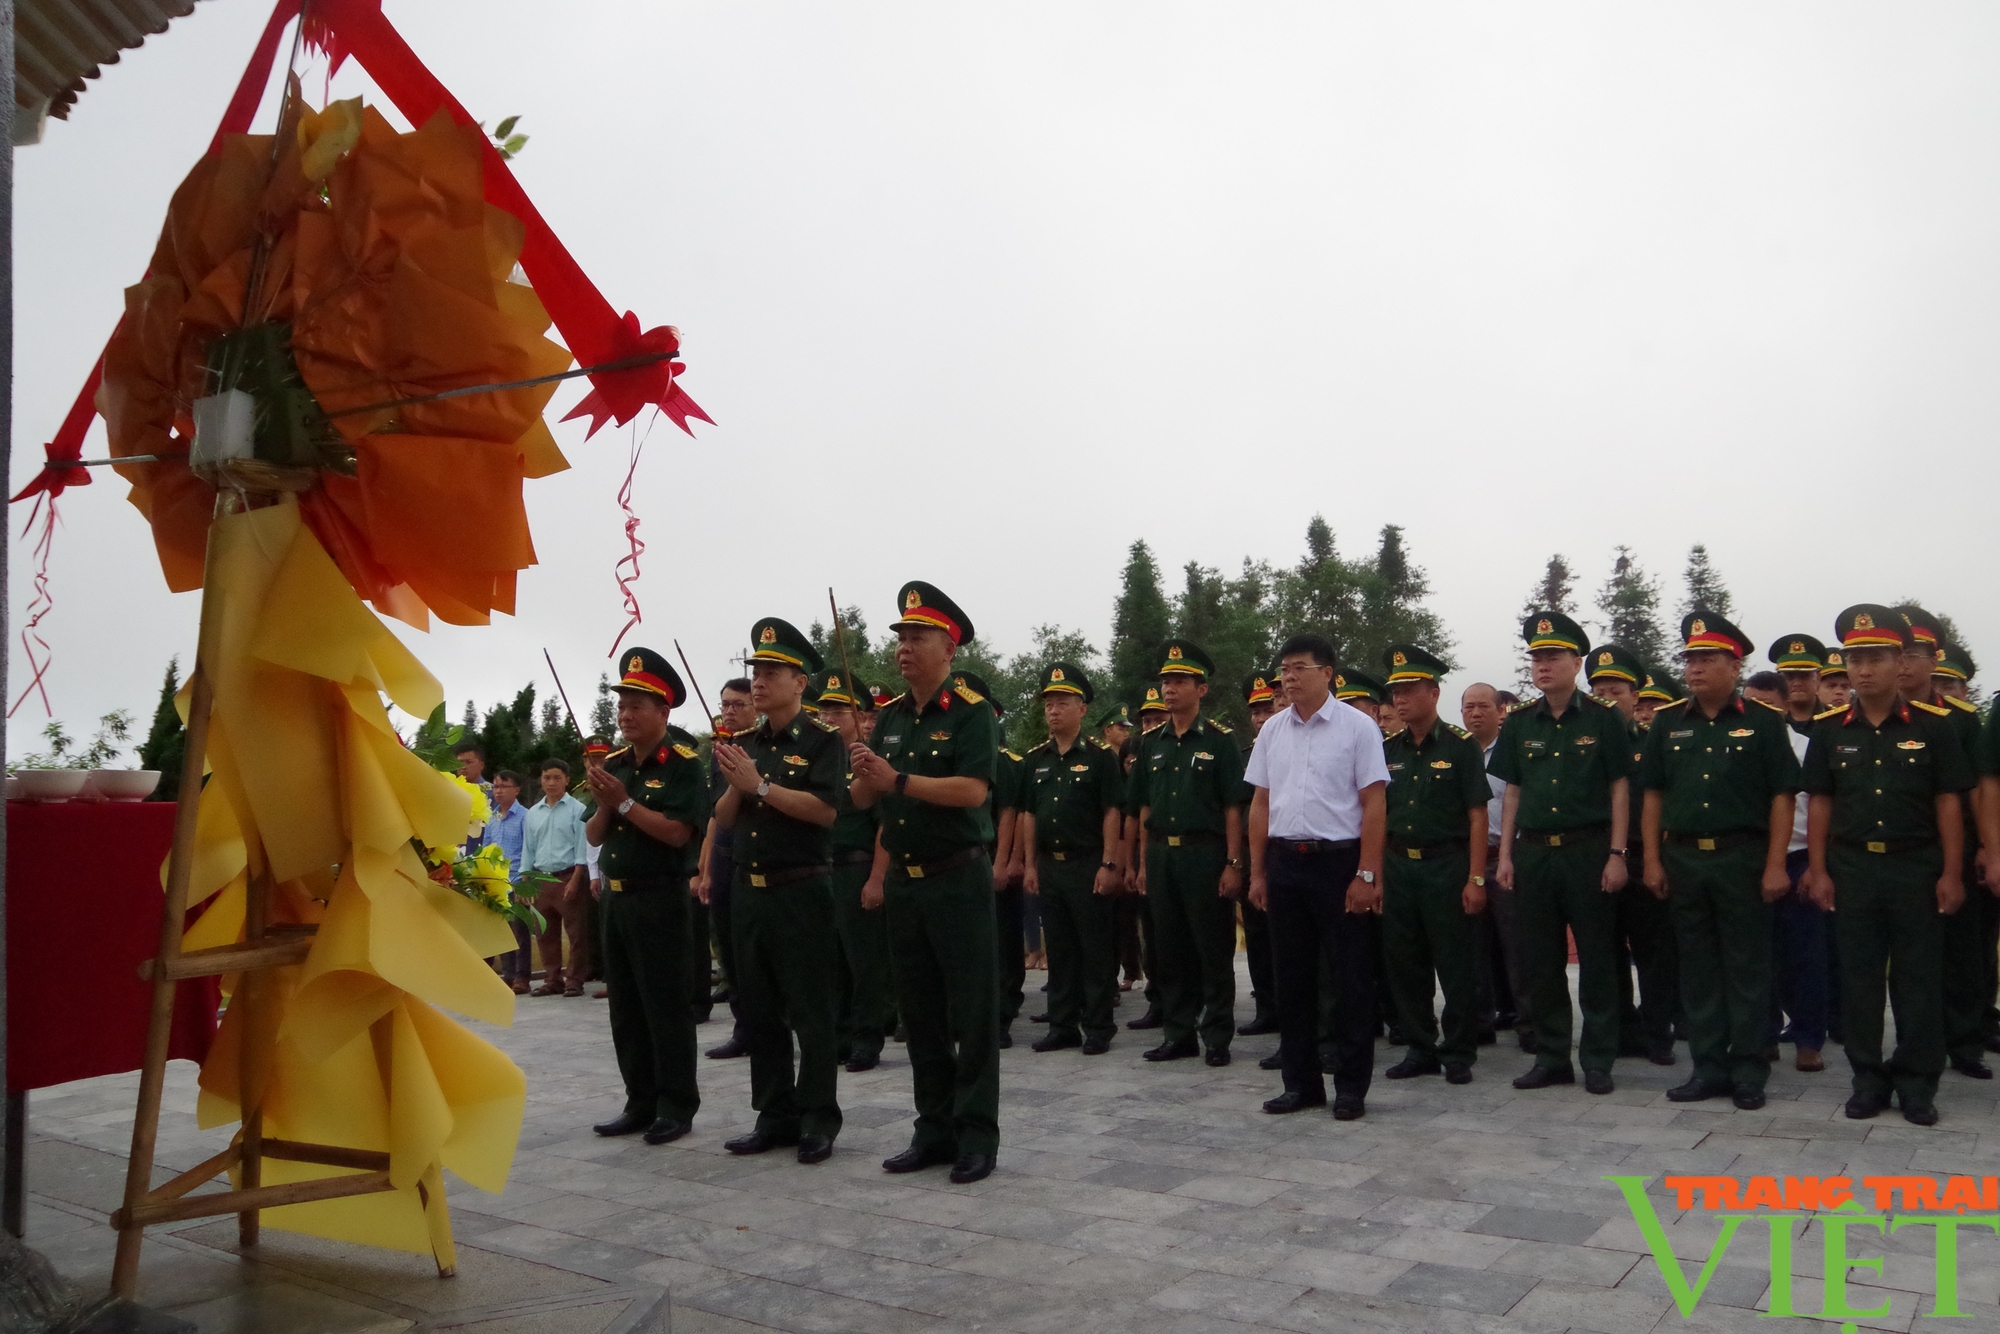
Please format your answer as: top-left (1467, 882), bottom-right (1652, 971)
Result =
top-left (1405, 847), bottom-right (1422, 860)
top-left (1866, 841), bottom-right (1887, 854)
top-left (609, 878), bottom-right (623, 894)
top-left (1697, 837), bottom-right (1715, 852)
top-left (1167, 835), bottom-right (1182, 848)
top-left (907, 863), bottom-right (925, 879)
top-left (1294, 842), bottom-right (1313, 854)
top-left (749, 873), bottom-right (767, 888)
top-left (1053, 851), bottom-right (1067, 862)
top-left (1548, 834), bottom-right (1563, 848)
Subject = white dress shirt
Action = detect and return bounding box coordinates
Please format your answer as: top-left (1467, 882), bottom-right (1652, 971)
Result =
top-left (1480, 736), bottom-right (1505, 848)
top-left (1784, 727), bottom-right (1809, 853)
top-left (1242, 697), bottom-right (1391, 840)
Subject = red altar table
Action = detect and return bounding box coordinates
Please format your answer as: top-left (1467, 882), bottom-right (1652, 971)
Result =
top-left (6, 800), bottom-right (218, 1093)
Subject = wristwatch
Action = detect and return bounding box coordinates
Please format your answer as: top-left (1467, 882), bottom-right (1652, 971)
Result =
top-left (617, 798), bottom-right (635, 816)
top-left (1226, 857), bottom-right (1244, 869)
top-left (1357, 870), bottom-right (1376, 885)
top-left (755, 777), bottom-right (772, 799)
top-left (894, 771), bottom-right (910, 795)
top-left (1610, 847), bottom-right (1628, 857)
top-left (1100, 861), bottom-right (1118, 871)
top-left (1470, 874), bottom-right (1486, 887)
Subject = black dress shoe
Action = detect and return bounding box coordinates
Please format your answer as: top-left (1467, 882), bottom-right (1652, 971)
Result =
top-left (1081, 1036), bottom-right (1111, 1055)
top-left (1385, 1057), bottom-right (1441, 1080)
top-left (844, 1052), bottom-right (880, 1073)
top-left (643, 1118), bottom-right (690, 1145)
top-left (1844, 1090), bottom-right (1889, 1120)
top-left (1731, 1085), bottom-right (1766, 1111)
top-left (1258, 1052), bottom-right (1282, 1071)
top-left (1331, 1095), bottom-right (1365, 1121)
top-left (725, 1129), bottom-right (799, 1155)
top-left (1900, 1097), bottom-right (1940, 1127)
top-left (997, 1029), bottom-right (1013, 1049)
top-left (1444, 1062), bottom-right (1472, 1085)
top-left (1028, 1012), bottom-right (1051, 1024)
top-left (1262, 1089), bottom-right (1327, 1114)
top-left (1584, 1071), bottom-right (1615, 1095)
top-left (1142, 1038), bottom-right (1198, 1062)
top-left (1512, 1065), bottom-right (1575, 1090)
top-left (882, 1144), bottom-right (954, 1174)
top-left (1667, 1076), bottom-right (1731, 1103)
top-left (706, 1038), bottom-right (748, 1060)
top-left (1648, 1039), bottom-right (1678, 1067)
top-left (1031, 1031), bottom-right (1082, 1053)
top-left (796, 1135), bottom-right (833, 1164)
top-left (1126, 1006), bottom-right (1163, 1030)
top-left (1951, 1056), bottom-right (1994, 1080)
top-left (1238, 1014), bottom-right (1279, 1037)
top-left (1205, 1049), bottom-right (1231, 1068)
top-left (593, 1110), bottom-right (650, 1137)
top-left (949, 1153), bottom-right (996, 1184)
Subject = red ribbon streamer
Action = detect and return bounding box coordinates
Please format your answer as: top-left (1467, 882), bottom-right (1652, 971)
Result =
top-left (606, 421), bottom-right (650, 661)
top-left (10, 495), bottom-right (61, 718)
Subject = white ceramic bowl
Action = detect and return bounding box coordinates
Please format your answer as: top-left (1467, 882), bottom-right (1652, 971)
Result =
top-left (84, 770), bottom-right (162, 802)
top-left (12, 770), bottom-right (90, 802)
top-left (4, 776), bottom-right (17, 801)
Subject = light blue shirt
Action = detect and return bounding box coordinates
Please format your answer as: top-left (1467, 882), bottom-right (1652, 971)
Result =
top-left (522, 792), bottom-right (589, 873)
top-left (483, 800), bottom-right (528, 877)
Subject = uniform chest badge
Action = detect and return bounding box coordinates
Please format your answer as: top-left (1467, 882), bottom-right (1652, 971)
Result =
top-left (1430, 760), bottom-right (1453, 769)
top-left (644, 779), bottom-right (665, 788)
top-left (1387, 762), bottom-right (1405, 772)
top-left (1575, 735), bottom-right (1596, 746)
top-left (1670, 730), bottom-right (1693, 739)
top-left (1896, 740), bottom-right (1926, 750)
top-left (929, 730), bottom-right (951, 741)
top-left (1070, 763), bottom-right (1090, 772)
top-left (1524, 740), bottom-right (1546, 751)
top-left (1725, 728), bottom-right (1752, 738)
top-left (783, 754), bottom-right (808, 766)
top-left (1194, 751), bottom-right (1215, 761)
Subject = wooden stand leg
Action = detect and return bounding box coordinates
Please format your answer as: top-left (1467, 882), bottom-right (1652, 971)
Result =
top-left (418, 1162), bottom-right (456, 1279)
top-left (237, 871), bottom-right (270, 1249)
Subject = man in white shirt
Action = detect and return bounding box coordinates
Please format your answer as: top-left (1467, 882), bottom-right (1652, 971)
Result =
top-left (1245, 634), bottom-right (1390, 1121)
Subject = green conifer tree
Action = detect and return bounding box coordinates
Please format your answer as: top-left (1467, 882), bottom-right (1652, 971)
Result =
top-left (137, 658), bottom-right (186, 801)
top-left (1595, 546), bottom-right (1670, 667)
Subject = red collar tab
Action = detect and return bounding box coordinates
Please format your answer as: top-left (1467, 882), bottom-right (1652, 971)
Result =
top-left (939, 688), bottom-right (952, 710)
top-left (654, 745), bottom-right (669, 762)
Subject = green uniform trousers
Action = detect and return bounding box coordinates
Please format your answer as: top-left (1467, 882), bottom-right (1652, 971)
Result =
top-left (885, 854), bottom-right (999, 1157)
top-left (1615, 872), bottom-right (1679, 1050)
top-left (1941, 843), bottom-right (1993, 1065)
top-left (1515, 833), bottom-right (1621, 1075)
top-left (1383, 847), bottom-right (1480, 1067)
top-left (1832, 843), bottom-right (1946, 1102)
top-left (831, 861), bottom-right (896, 1063)
top-left (1662, 842), bottom-right (1773, 1089)
top-left (734, 872), bottom-right (843, 1140)
top-left (1040, 855), bottom-right (1119, 1044)
top-left (687, 898), bottom-right (711, 1010)
top-left (1144, 841), bottom-right (1237, 1053)
top-left (602, 884), bottom-right (700, 1124)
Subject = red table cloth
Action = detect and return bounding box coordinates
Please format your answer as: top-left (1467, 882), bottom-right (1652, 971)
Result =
top-left (6, 800), bottom-right (218, 1093)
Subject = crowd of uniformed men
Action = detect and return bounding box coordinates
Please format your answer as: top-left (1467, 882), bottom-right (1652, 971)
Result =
top-left (573, 582), bottom-right (1998, 1184)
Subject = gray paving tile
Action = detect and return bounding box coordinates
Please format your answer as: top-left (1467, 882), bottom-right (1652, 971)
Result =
top-left (1380, 1261), bottom-right (1538, 1314)
top-left (1467, 1204), bottom-right (1608, 1245)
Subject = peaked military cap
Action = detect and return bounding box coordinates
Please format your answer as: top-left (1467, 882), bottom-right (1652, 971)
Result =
top-left (891, 581), bottom-right (974, 645)
top-left (1769, 634), bottom-right (1826, 673)
top-left (1820, 649), bottom-right (1847, 677)
top-left (1585, 642), bottom-right (1645, 685)
top-left (954, 670), bottom-right (1004, 717)
top-left (583, 735), bottom-right (612, 757)
top-left (1097, 702), bottom-right (1133, 730)
top-left (1333, 669), bottom-right (1385, 703)
top-left (1038, 662), bottom-right (1093, 704)
top-left (1381, 643), bottom-right (1446, 685)
top-left (1522, 610), bottom-right (1586, 653)
top-left (811, 670), bottom-right (861, 708)
top-left (615, 647), bottom-right (688, 707)
top-left (1834, 603), bottom-right (1908, 650)
top-left (1681, 610), bottom-right (1751, 658)
top-left (867, 683), bottom-right (891, 709)
top-left (1637, 670), bottom-right (1683, 704)
top-left (1139, 686), bottom-right (1169, 715)
top-left (1243, 671), bottom-right (1276, 706)
top-left (1156, 639), bottom-right (1215, 679)
top-left (747, 616), bottom-right (824, 673)
top-left (1893, 605), bottom-right (1942, 649)
top-left (1933, 643), bottom-right (1976, 683)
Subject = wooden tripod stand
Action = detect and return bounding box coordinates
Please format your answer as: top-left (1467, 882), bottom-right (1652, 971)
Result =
top-left (108, 489), bottom-right (452, 1298)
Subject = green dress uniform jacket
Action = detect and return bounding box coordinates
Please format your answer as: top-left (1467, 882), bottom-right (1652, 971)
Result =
top-left (828, 754), bottom-right (893, 1065)
top-left (730, 711), bottom-right (849, 1140)
top-left (1639, 695), bottom-right (1801, 1089)
top-left (866, 680), bottom-right (1002, 1157)
top-left (1488, 691), bottom-right (1633, 1076)
top-left (1023, 734), bottom-right (1126, 1044)
top-left (598, 733), bottom-right (708, 1126)
top-left (1803, 701), bottom-right (1976, 1103)
top-left (1927, 694), bottom-right (1993, 1064)
top-left (1381, 721), bottom-right (1490, 1067)
top-left (1128, 716), bottom-right (1245, 1053)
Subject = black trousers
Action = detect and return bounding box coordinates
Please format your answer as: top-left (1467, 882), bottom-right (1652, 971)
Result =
top-left (708, 846), bottom-right (749, 1043)
top-left (995, 877), bottom-right (1027, 1029)
top-left (1267, 839), bottom-right (1374, 1100)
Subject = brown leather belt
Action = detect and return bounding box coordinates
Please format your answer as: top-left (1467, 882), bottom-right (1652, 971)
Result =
top-left (739, 864), bottom-right (830, 889)
top-left (1268, 838), bottom-right (1359, 855)
top-left (893, 846), bottom-right (980, 880)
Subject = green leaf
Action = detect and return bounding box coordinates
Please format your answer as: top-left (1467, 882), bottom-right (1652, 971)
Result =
top-left (493, 115), bottom-right (520, 140)
top-left (503, 134), bottom-right (529, 156)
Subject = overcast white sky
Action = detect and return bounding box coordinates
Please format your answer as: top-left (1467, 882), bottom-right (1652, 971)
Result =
top-left (10, 2), bottom-right (2000, 754)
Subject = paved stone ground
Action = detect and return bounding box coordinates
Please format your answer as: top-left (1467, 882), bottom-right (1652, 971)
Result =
top-left (24, 963), bottom-right (2000, 1333)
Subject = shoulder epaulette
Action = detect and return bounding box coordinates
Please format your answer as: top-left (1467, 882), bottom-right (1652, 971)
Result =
top-left (1813, 705), bottom-right (1846, 721)
top-left (953, 683), bottom-right (985, 705)
top-left (606, 745), bottom-right (634, 761)
top-left (1508, 698), bottom-right (1538, 715)
top-left (1446, 722), bottom-right (1471, 739)
top-left (1588, 692), bottom-right (1619, 709)
top-left (1653, 697), bottom-right (1691, 712)
top-left (1025, 739), bottom-right (1053, 755)
top-left (1090, 736), bottom-right (1112, 749)
top-left (1207, 719), bottom-right (1233, 735)
top-left (881, 691), bottom-right (907, 707)
top-left (1001, 748), bottom-right (1022, 762)
top-left (1381, 727), bottom-right (1405, 739)
top-left (672, 743), bottom-right (699, 759)
top-left (809, 716), bottom-right (839, 733)
top-left (1911, 699), bottom-right (1950, 717)
top-left (1751, 698), bottom-right (1786, 714)
top-left (1949, 695), bottom-right (1978, 713)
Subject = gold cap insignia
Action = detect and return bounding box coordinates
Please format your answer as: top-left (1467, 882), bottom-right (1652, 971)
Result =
top-left (1253, 677), bottom-right (1266, 690)
top-left (905, 589), bottom-right (922, 611)
top-left (627, 654), bottom-right (644, 672)
top-left (1335, 674), bottom-right (1347, 688)
top-left (1690, 619), bottom-right (1706, 636)
top-left (1827, 652), bottom-right (1843, 665)
top-left (1597, 651), bottom-right (1612, 666)
top-left (1854, 613), bottom-right (1873, 630)
top-left (828, 674), bottom-right (841, 689)
top-left (1392, 651), bottom-right (1407, 666)
top-left (1050, 667), bottom-right (1065, 682)
top-left (1167, 645), bottom-right (1183, 660)
top-left (1145, 688), bottom-right (1160, 701)
top-left (1790, 641), bottom-right (1804, 654)
top-left (1536, 619), bottom-right (1552, 635)
top-left (1936, 648), bottom-right (1947, 662)
top-left (759, 625), bottom-right (776, 644)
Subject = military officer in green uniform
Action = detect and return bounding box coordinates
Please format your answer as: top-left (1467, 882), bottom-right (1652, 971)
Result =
top-left (1099, 704), bottom-right (1133, 753)
top-left (1490, 611), bottom-right (1635, 1095)
top-left (1139, 688), bottom-right (1169, 732)
top-left (1589, 642), bottom-right (1679, 1067)
top-left (1238, 670), bottom-right (1280, 1037)
top-left (1818, 650), bottom-right (1851, 713)
top-left (848, 582), bottom-right (1002, 1183)
top-left (811, 670), bottom-right (893, 1073)
top-left (1125, 687), bottom-right (1169, 1029)
top-left (1804, 604), bottom-right (1975, 1124)
top-left (1020, 663), bottom-right (1126, 1055)
top-left (710, 619), bottom-right (847, 1162)
top-left (1127, 641), bottom-right (1245, 1066)
top-left (586, 649), bottom-right (708, 1145)
top-left (1634, 671), bottom-right (1682, 730)
top-left (1335, 667), bottom-right (1400, 1040)
top-left (1639, 613), bottom-right (1800, 1109)
top-left (1894, 607), bottom-right (1991, 1080)
top-left (1977, 691), bottom-right (2000, 1053)
top-left (1935, 644), bottom-right (1997, 1051)
top-left (1770, 634), bottom-right (1827, 734)
top-left (1335, 669), bottom-right (1386, 726)
top-left (1378, 644), bottom-right (1491, 1084)
top-left (956, 670), bottom-right (1029, 1048)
